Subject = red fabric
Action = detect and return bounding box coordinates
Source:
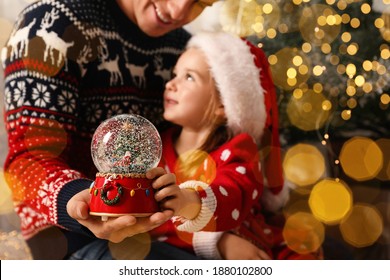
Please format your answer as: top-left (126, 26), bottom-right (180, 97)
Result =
top-left (245, 40), bottom-right (284, 194)
top-left (151, 128), bottom-right (263, 253)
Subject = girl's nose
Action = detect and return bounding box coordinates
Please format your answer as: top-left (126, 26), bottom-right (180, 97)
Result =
top-left (165, 78), bottom-right (176, 91)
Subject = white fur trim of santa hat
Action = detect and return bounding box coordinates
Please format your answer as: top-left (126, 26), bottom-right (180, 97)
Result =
top-left (186, 32), bottom-right (267, 144)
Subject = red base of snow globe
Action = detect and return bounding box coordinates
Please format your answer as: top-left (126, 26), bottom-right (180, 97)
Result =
top-left (89, 173), bottom-right (159, 221)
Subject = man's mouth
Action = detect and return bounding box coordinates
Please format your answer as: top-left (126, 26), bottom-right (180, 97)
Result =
top-left (155, 6), bottom-right (170, 24)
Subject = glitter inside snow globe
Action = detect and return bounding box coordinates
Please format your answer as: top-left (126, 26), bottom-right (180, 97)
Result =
top-left (89, 114), bottom-right (162, 221)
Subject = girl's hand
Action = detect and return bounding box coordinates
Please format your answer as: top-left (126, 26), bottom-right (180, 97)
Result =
top-left (218, 232), bottom-right (271, 260)
top-left (151, 167), bottom-right (201, 220)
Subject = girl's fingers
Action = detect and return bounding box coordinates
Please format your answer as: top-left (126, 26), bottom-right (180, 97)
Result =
top-left (152, 173), bottom-right (176, 189)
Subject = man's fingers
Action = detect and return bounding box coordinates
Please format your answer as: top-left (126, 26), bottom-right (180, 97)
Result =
top-left (67, 189), bottom-right (90, 219)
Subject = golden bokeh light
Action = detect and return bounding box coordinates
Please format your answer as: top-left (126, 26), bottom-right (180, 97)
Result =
top-left (0, 169), bottom-right (14, 215)
top-left (309, 179), bottom-right (353, 225)
top-left (287, 89), bottom-right (331, 131)
top-left (341, 32), bottom-right (352, 43)
top-left (0, 230), bottom-right (33, 260)
top-left (340, 204), bottom-right (383, 248)
top-left (283, 212), bottom-right (325, 255)
top-left (270, 47), bottom-right (311, 90)
top-left (339, 137), bottom-right (383, 181)
top-left (301, 42), bottom-right (312, 53)
top-left (341, 109), bottom-right (352, 120)
top-left (299, 4), bottom-right (341, 46)
top-left (379, 10), bottom-right (390, 41)
top-left (284, 199), bottom-right (311, 218)
top-left (220, 0), bottom-right (280, 38)
top-left (4, 158), bottom-right (47, 202)
top-left (109, 233), bottom-right (151, 260)
top-left (174, 149), bottom-right (217, 184)
top-left (283, 143), bottom-right (325, 187)
top-left (375, 138), bottom-right (390, 181)
top-left (361, 3), bottom-right (371, 14)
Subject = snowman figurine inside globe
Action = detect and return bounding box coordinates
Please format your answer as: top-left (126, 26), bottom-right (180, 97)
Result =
top-left (89, 114), bottom-right (162, 221)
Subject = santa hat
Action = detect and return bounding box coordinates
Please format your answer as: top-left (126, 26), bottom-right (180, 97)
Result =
top-left (186, 32), bottom-right (288, 211)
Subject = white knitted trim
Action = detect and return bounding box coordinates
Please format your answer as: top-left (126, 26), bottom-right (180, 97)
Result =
top-left (261, 178), bottom-right (290, 212)
top-left (193, 231), bottom-right (224, 260)
top-left (176, 180), bottom-right (217, 232)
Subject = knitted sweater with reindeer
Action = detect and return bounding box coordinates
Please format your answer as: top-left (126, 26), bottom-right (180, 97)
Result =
top-left (1, 0), bottom-right (190, 247)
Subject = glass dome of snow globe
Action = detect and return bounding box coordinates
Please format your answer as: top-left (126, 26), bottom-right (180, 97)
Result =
top-left (91, 114), bottom-right (162, 174)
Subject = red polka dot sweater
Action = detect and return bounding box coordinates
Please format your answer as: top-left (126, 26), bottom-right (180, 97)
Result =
top-left (151, 128), bottom-right (263, 255)
top-left (1, 0), bottom-right (190, 251)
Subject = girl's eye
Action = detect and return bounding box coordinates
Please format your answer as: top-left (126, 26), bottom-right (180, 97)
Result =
top-left (185, 73), bottom-right (194, 81)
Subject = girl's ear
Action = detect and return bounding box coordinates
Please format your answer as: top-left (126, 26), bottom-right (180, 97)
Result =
top-left (215, 105), bottom-right (225, 118)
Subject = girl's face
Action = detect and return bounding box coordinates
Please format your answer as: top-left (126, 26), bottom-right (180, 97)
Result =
top-left (116, 0), bottom-right (217, 37)
top-left (163, 48), bottom-right (221, 130)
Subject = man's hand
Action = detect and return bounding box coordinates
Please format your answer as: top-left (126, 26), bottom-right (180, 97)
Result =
top-left (66, 167), bottom-right (176, 243)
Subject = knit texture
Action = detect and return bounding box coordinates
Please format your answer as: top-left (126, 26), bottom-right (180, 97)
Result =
top-left (152, 128), bottom-right (262, 254)
top-left (2, 0), bottom-right (190, 241)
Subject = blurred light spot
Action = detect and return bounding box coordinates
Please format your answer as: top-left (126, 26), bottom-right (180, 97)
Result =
top-left (379, 11), bottom-right (390, 41)
top-left (380, 48), bottom-right (390, 60)
top-left (268, 54), bottom-right (277, 65)
top-left (302, 42), bottom-right (312, 53)
top-left (330, 54), bottom-right (339, 65)
top-left (293, 88), bottom-right (303, 99)
top-left (341, 32), bottom-right (352, 43)
top-left (375, 138), bottom-right (390, 181)
top-left (341, 109), bottom-right (351, 120)
top-left (0, 169), bottom-right (14, 214)
top-left (175, 149), bottom-right (216, 184)
top-left (0, 231), bottom-right (32, 260)
top-left (283, 144), bottom-right (325, 187)
top-left (109, 233), bottom-right (151, 260)
top-left (4, 158), bottom-right (46, 202)
top-left (287, 90), bottom-right (330, 131)
top-left (299, 5), bottom-right (341, 46)
top-left (313, 83), bottom-right (323, 93)
top-left (347, 43), bottom-right (358, 56)
top-left (361, 3), bottom-right (371, 14)
top-left (313, 65), bottom-right (324, 76)
top-left (350, 18), bottom-right (360, 28)
top-left (346, 63), bottom-right (356, 77)
top-left (340, 204), bottom-right (383, 248)
top-left (347, 98), bottom-right (357, 109)
top-left (284, 199), bottom-right (311, 218)
top-left (309, 179), bottom-right (352, 225)
top-left (270, 47), bottom-right (311, 91)
top-left (293, 55), bottom-right (303, 66)
top-left (321, 43), bottom-right (331, 54)
top-left (339, 137), bottom-right (383, 181)
top-left (322, 100), bottom-right (332, 110)
top-left (283, 212), bottom-right (325, 254)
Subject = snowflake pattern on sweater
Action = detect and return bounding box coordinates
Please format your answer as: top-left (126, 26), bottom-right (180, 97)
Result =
top-left (1, 0), bottom-right (190, 239)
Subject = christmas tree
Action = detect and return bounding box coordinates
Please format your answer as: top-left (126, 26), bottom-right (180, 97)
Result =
top-left (211, 0), bottom-right (390, 259)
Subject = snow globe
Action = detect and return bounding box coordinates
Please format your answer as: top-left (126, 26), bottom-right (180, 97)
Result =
top-left (89, 114), bottom-right (162, 221)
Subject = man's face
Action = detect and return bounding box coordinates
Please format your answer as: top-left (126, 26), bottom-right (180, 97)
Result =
top-left (117, 0), bottom-right (219, 37)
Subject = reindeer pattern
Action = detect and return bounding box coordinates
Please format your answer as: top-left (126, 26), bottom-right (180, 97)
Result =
top-left (36, 9), bottom-right (74, 71)
top-left (3, 7), bottom-right (174, 89)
